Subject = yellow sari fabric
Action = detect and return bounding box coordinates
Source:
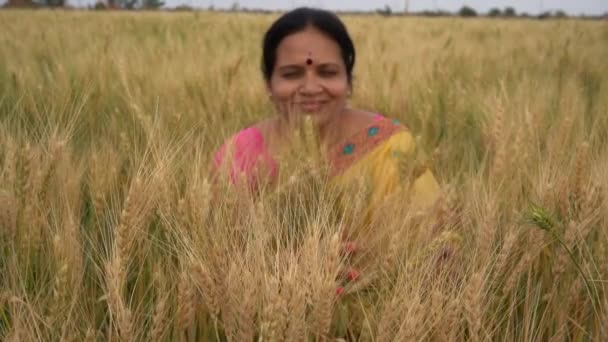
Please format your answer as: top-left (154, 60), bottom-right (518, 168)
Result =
top-left (328, 116), bottom-right (440, 225)
top-left (212, 115), bottom-right (440, 218)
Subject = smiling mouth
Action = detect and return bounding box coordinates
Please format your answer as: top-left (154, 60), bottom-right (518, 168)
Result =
top-left (297, 101), bottom-right (328, 112)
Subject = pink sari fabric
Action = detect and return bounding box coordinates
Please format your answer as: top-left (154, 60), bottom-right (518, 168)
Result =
top-left (212, 114), bottom-right (387, 190)
top-left (212, 127), bottom-right (278, 189)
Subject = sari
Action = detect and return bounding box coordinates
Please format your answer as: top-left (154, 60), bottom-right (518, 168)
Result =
top-left (211, 114), bottom-right (441, 295)
top-left (326, 114), bottom-right (439, 212)
top-left (211, 114), bottom-right (440, 212)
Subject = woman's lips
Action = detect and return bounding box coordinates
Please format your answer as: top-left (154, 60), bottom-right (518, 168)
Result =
top-left (298, 101), bottom-right (328, 112)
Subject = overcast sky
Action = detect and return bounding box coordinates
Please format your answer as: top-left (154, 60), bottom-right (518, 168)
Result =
top-left (2, 0), bottom-right (607, 15)
top-left (185, 0), bottom-right (607, 15)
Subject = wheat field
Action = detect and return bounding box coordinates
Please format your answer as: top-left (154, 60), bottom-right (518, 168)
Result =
top-left (0, 10), bottom-right (607, 341)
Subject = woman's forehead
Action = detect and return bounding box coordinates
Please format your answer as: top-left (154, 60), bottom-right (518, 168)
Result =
top-left (275, 28), bottom-right (342, 64)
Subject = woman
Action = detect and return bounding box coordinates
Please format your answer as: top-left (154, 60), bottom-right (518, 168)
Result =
top-left (212, 7), bottom-right (440, 235)
top-left (211, 7), bottom-right (441, 293)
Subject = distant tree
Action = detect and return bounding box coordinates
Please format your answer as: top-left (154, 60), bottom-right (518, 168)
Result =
top-left (173, 4), bottom-right (192, 11)
top-left (102, 0), bottom-right (136, 9)
top-left (123, 0), bottom-right (137, 9)
top-left (520, 12), bottom-right (530, 18)
top-left (384, 4), bottom-right (392, 16)
top-left (554, 10), bottom-right (567, 18)
top-left (458, 6), bottom-right (477, 17)
top-left (142, 0), bottom-right (164, 9)
top-left (538, 11), bottom-right (552, 19)
top-left (31, 0), bottom-right (65, 6)
top-left (376, 5), bottom-right (392, 16)
top-left (503, 7), bottom-right (516, 17)
top-left (420, 9), bottom-right (451, 17)
top-left (5, 0), bottom-right (37, 7)
top-left (488, 8), bottom-right (502, 17)
top-left (230, 2), bottom-right (239, 11)
top-left (93, 1), bottom-right (106, 9)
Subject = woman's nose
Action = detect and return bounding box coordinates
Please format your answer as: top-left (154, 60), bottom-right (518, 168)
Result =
top-left (299, 73), bottom-right (322, 94)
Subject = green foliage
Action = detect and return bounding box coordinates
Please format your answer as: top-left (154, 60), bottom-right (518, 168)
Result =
top-left (376, 5), bottom-right (392, 17)
top-left (458, 6), bottom-right (477, 17)
top-left (488, 8), bottom-right (502, 17)
top-left (33, 0), bottom-right (64, 7)
top-left (503, 7), bottom-right (516, 17)
top-left (141, 0), bottom-right (164, 9)
top-left (93, 1), bottom-right (107, 10)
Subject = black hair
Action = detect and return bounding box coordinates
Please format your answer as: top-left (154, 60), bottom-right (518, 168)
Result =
top-left (261, 7), bottom-right (356, 85)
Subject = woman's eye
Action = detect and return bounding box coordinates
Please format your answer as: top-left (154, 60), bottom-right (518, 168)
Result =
top-left (282, 72), bottom-right (301, 79)
top-left (320, 70), bottom-right (338, 77)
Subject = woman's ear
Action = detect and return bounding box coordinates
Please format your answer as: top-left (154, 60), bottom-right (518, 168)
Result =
top-left (347, 74), bottom-right (354, 97)
top-left (265, 80), bottom-right (273, 98)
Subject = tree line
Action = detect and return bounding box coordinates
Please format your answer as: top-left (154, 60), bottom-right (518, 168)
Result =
top-left (2, 0), bottom-right (608, 20)
top-left (2, 0), bottom-right (164, 9)
top-left (377, 5), bottom-right (598, 19)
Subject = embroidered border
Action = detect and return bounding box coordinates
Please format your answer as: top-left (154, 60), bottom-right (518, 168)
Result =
top-left (328, 117), bottom-right (408, 177)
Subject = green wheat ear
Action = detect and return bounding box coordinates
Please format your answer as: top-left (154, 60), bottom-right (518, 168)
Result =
top-left (526, 203), bottom-right (557, 231)
top-left (525, 202), bottom-right (599, 315)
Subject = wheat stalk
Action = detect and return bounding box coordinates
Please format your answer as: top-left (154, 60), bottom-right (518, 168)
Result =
top-left (494, 226), bottom-right (519, 278)
top-left (49, 234), bottom-right (69, 327)
top-left (394, 292), bottom-right (425, 341)
top-left (572, 141), bottom-right (590, 210)
top-left (0, 191), bottom-right (17, 242)
top-left (176, 267), bottom-right (196, 332)
top-left (233, 268), bottom-right (256, 342)
top-left (375, 295), bottom-right (401, 342)
top-left (463, 271), bottom-right (485, 342)
top-left (150, 293), bottom-right (168, 342)
top-left (104, 259), bottom-right (132, 342)
top-left (490, 100), bottom-right (506, 179)
top-left (191, 261), bottom-right (221, 320)
top-left (260, 275), bottom-right (287, 341)
top-left (283, 263), bottom-right (306, 341)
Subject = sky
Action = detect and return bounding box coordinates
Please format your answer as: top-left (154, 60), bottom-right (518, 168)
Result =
top-left (2, 0), bottom-right (607, 15)
top-left (181, 0), bottom-right (608, 15)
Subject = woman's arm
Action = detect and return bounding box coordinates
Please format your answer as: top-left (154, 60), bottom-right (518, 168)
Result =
top-left (208, 127), bottom-right (279, 201)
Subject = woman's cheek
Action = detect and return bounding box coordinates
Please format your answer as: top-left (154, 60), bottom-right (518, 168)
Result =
top-left (326, 79), bottom-right (349, 98)
top-left (272, 81), bottom-right (299, 100)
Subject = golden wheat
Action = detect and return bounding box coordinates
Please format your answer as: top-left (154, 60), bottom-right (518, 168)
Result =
top-left (1, 10), bottom-right (607, 341)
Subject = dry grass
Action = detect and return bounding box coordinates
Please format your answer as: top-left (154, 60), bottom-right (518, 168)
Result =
top-left (1, 10), bottom-right (608, 341)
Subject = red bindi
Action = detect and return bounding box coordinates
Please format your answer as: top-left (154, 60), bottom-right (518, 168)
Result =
top-left (306, 52), bottom-right (313, 65)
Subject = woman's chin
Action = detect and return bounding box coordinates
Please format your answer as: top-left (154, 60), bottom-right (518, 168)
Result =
top-left (299, 107), bottom-right (324, 116)
top-left (301, 106), bottom-right (333, 116)
top-left (306, 111), bottom-right (333, 126)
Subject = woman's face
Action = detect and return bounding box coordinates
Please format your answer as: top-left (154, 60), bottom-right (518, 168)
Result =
top-left (268, 26), bottom-right (350, 127)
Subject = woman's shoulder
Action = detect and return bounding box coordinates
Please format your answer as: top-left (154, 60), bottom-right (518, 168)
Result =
top-left (345, 109), bottom-right (409, 130)
top-left (213, 125), bottom-right (268, 165)
top-left (340, 109), bottom-right (411, 143)
top-left (329, 109), bottom-right (414, 163)
top-left (343, 109), bottom-right (382, 129)
top-left (216, 125), bottom-right (263, 148)
top-left (211, 123), bottom-right (278, 186)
